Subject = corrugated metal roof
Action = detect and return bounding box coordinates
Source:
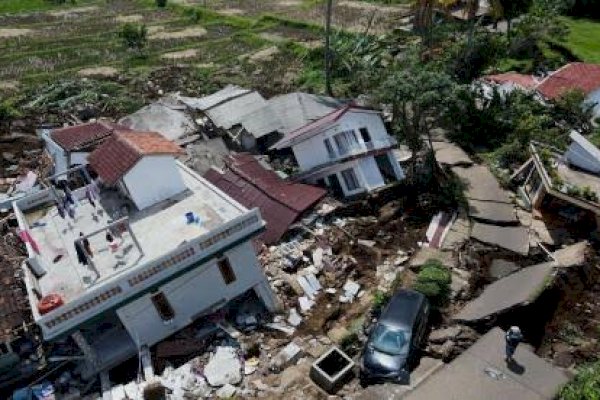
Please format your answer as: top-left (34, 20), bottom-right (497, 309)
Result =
top-left (178, 85), bottom-right (253, 111)
top-left (205, 91), bottom-right (267, 130)
top-left (239, 92), bottom-right (344, 139)
top-left (204, 153), bottom-right (326, 244)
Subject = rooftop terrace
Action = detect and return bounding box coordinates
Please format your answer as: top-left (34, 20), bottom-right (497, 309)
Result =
top-left (19, 163), bottom-right (247, 306)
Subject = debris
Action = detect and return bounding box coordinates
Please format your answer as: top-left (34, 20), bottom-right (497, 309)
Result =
top-left (429, 326), bottom-right (462, 344)
top-left (288, 308), bottom-right (303, 326)
top-left (265, 322), bottom-right (295, 336)
top-left (204, 346), bottom-right (242, 387)
top-left (357, 239), bottom-right (376, 248)
top-left (552, 241), bottom-right (588, 267)
top-left (271, 342), bottom-right (304, 372)
top-left (312, 247), bottom-right (324, 269)
top-left (339, 280), bottom-right (361, 303)
top-left (297, 274), bottom-right (321, 299)
top-left (298, 296), bottom-right (314, 312)
top-left (409, 247), bottom-right (456, 269)
top-left (216, 383), bottom-right (237, 398)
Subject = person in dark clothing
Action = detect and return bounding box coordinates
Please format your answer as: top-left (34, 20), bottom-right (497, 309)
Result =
top-left (74, 240), bottom-right (88, 265)
top-left (79, 232), bottom-right (93, 258)
top-left (505, 326), bottom-right (523, 362)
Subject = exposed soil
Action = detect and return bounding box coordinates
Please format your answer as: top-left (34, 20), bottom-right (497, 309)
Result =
top-left (161, 49), bottom-right (199, 60)
top-left (149, 27), bottom-right (208, 40)
top-left (77, 66), bottom-right (119, 78)
top-left (0, 28), bottom-right (33, 38)
top-left (115, 14), bottom-right (144, 23)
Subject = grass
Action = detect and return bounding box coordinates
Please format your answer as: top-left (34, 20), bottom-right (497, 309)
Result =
top-left (0, 0), bottom-right (96, 14)
top-left (560, 16), bottom-right (600, 63)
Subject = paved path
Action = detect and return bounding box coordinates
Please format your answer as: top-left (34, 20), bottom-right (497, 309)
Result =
top-left (402, 328), bottom-right (569, 400)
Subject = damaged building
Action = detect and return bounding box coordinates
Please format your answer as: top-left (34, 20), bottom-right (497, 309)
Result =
top-left (271, 104), bottom-right (405, 198)
top-left (515, 132), bottom-right (600, 231)
top-left (12, 130), bottom-right (278, 379)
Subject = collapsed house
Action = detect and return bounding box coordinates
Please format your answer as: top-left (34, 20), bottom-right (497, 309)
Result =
top-left (204, 153), bottom-right (327, 245)
top-left (12, 130), bottom-right (278, 378)
top-left (42, 120), bottom-right (130, 177)
top-left (179, 87), bottom-right (344, 152)
top-left (514, 132), bottom-right (600, 231)
top-left (271, 104), bottom-right (405, 198)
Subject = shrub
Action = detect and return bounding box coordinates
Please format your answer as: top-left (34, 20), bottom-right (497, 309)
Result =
top-left (156, 0), bottom-right (167, 7)
top-left (118, 23), bottom-right (147, 55)
top-left (412, 259), bottom-right (451, 307)
top-left (559, 360), bottom-right (600, 400)
top-left (581, 186), bottom-right (599, 202)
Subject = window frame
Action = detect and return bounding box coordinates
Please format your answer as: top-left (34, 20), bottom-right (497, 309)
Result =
top-left (341, 168), bottom-right (360, 191)
top-left (150, 291), bottom-right (175, 322)
top-left (218, 257), bottom-right (237, 285)
top-left (359, 127), bottom-right (371, 143)
top-left (324, 138), bottom-right (336, 159)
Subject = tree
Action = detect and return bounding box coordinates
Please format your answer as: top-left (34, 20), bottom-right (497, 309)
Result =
top-left (156, 0), bottom-right (167, 7)
top-left (324, 0), bottom-right (334, 97)
top-left (550, 89), bottom-right (595, 135)
top-left (118, 23), bottom-right (147, 55)
top-left (375, 61), bottom-right (456, 181)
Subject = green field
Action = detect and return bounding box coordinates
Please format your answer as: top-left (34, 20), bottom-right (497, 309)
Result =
top-left (561, 16), bottom-right (600, 63)
top-left (0, 0), bottom-right (96, 14)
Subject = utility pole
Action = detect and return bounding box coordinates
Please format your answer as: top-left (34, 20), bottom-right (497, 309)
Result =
top-left (324, 0), bottom-right (334, 97)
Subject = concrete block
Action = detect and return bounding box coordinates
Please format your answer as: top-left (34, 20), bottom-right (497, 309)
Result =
top-left (309, 347), bottom-right (355, 394)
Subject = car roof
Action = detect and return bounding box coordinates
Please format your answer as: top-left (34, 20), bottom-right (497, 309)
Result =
top-left (378, 289), bottom-right (427, 329)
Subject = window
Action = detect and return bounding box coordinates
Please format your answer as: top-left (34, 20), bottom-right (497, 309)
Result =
top-left (359, 127), bottom-right (371, 143)
top-left (150, 292), bottom-right (175, 322)
top-left (341, 168), bottom-right (360, 191)
top-left (324, 138), bottom-right (336, 159)
top-left (218, 258), bottom-right (236, 285)
top-left (334, 130), bottom-right (359, 156)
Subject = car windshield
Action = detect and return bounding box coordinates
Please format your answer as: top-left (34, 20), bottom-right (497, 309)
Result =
top-left (370, 324), bottom-right (409, 355)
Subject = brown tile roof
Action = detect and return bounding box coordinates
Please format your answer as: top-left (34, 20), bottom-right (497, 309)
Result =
top-left (50, 121), bottom-right (130, 152)
top-left (537, 62), bottom-right (600, 99)
top-left (204, 153), bottom-right (326, 244)
top-left (88, 131), bottom-right (184, 185)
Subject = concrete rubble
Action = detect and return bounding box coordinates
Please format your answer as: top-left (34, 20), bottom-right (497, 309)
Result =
top-left (204, 346), bottom-right (243, 387)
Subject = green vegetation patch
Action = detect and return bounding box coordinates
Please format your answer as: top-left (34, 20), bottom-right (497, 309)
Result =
top-left (561, 17), bottom-right (600, 63)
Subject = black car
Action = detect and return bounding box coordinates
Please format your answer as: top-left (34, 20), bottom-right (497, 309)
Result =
top-left (359, 289), bottom-right (430, 384)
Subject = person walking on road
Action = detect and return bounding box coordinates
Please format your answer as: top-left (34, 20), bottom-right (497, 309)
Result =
top-left (505, 326), bottom-right (523, 362)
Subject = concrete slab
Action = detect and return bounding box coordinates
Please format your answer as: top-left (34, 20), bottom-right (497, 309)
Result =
top-left (454, 262), bottom-right (555, 322)
top-left (432, 141), bottom-right (473, 167)
top-left (441, 213), bottom-right (471, 250)
top-left (489, 259), bottom-right (520, 279)
top-left (452, 165), bottom-right (518, 224)
top-left (471, 223), bottom-right (529, 255)
top-left (468, 199), bottom-right (516, 224)
top-left (403, 328), bottom-right (569, 400)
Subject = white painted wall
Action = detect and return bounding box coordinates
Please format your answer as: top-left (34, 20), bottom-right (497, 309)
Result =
top-left (115, 241), bottom-right (272, 347)
top-left (586, 88), bottom-right (600, 119)
top-left (291, 111), bottom-right (394, 172)
top-left (70, 152), bottom-right (88, 166)
top-left (43, 134), bottom-right (68, 178)
top-left (122, 156), bottom-right (186, 210)
top-left (358, 156), bottom-right (385, 190)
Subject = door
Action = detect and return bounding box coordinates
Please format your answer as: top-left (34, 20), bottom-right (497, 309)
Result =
top-left (327, 174), bottom-right (344, 198)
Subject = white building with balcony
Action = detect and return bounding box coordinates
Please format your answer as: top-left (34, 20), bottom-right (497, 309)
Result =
top-left (271, 105), bottom-right (405, 198)
top-left (12, 131), bottom-right (277, 377)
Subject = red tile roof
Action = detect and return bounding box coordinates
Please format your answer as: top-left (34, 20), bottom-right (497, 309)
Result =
top-left (483, 72), bottom-right (538, 89)
top-left (88, 131), bottom-right (184, 186)
top-left (204, 153), bottom-right (326, 244)
top-left (537, 63), bottom-right (600, 99)
top-left (272, 104), bottom-right (377, 150)
top-left (50, 121), bottom-right (130, 152)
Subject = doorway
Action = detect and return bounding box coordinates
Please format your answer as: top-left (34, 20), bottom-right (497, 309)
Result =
top-left (375, 154), bottom-right (397, 184)
top-left (327, 174), bottom-right (345, 198)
